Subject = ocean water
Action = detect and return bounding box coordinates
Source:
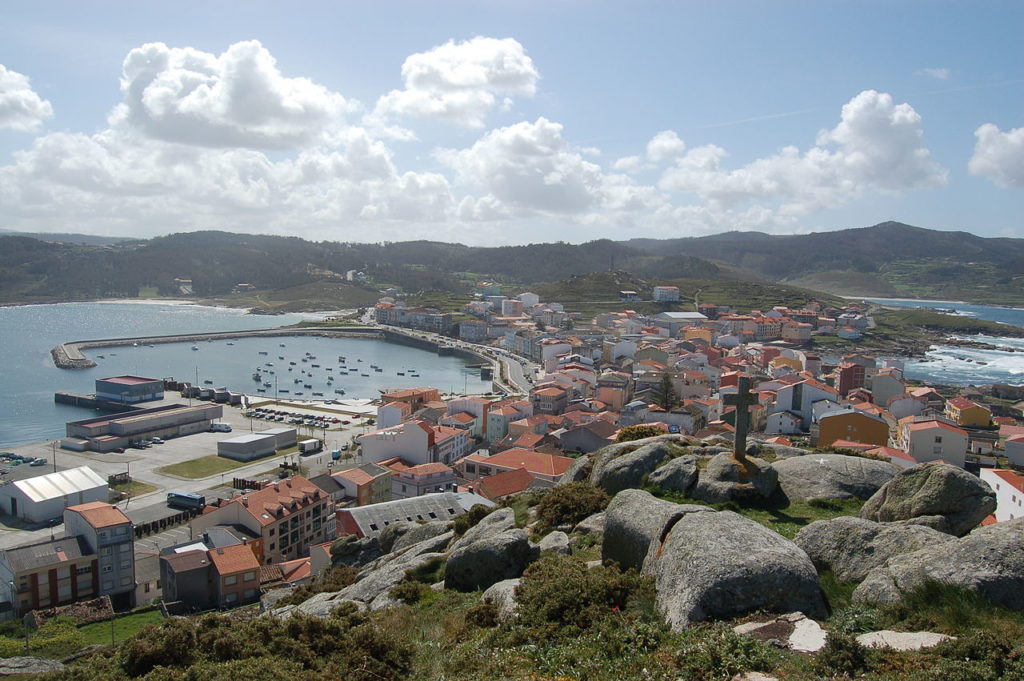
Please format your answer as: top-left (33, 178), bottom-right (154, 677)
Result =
top-left (0, 303), bottom-right (491, 447)
top-left (863, 298), bottom-right (1024, 386)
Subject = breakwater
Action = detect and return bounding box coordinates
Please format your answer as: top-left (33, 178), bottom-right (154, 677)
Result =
top-left (52, 326), bottom-right (383, 369)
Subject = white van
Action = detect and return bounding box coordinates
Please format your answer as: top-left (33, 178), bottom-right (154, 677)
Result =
top-left (210, 423), bottom-right (232, 433)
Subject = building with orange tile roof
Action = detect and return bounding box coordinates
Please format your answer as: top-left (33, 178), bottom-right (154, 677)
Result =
top-left (190, 476), bottom-right (335, 565)
top-left (945, 397), bottom-right (992, 427)
top-left (894, 419), bottom-right (968, 468)
top-left (456, 448), bottom-right (574, 483)
top-left (979, 468), bottom-right (1024, 523)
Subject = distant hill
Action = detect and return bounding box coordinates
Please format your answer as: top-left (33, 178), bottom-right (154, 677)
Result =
top-left (1, 222), bottom-right (1019, 307)
top-left (0, 228), bottom-right (135, 246)
top-left (621, 222), bottom-right (1024, 304)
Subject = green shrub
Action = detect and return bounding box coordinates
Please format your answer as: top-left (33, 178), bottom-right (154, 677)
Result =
top-left (464, 601), bottom-right (499, 629)
top-left (452, 504), bottom-right (493, 536)
top-left (273, 565), bottom-right (358, 608)
top-left (0, 616), bottom-right (85, 660)
top-left (828, 604), bottom-right (882, 636)
top-left (616, 425), bottom-right (665, 443)
top-left (813, 632), bottom-right (871, 677)
top-left (533, 482), bottom-right (609, 530)
top-left (512, 554), bottom-right (655, 641)
top-left (673, 623), bottom-right (779, 681)
top-left (389, 580), bottom-right (428, 605)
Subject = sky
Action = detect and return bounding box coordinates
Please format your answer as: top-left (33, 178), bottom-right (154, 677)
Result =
top-left (0, 1), bottom-right (1021, 246)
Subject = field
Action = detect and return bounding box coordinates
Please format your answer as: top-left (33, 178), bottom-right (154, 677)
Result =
top-left (156, 454), bottom-right (255, 479)
top-left (78, 609), bottom-right (164, 646)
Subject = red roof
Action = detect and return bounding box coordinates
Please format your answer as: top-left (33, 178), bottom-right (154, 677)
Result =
top-left (868, 446), bottom-right (915, 462)
top-left (906, 420), bottom-right (968, 436)
top-left (230, 476), bottom-right (327, 527)
top-left (208, 544), bottom-right (260, 576)
top-left (65, 502), bottom-right (131, 529)
top-left (948, 397), bottom-right (985, 411)
top-left (99, 375), bottom-right (159, 386)
top-left (990, 469), bottom-right (1024, 493)
top-left (475, 468), bottom-right (536, 500)
top-left (466, 448), bottom-right (573, 477)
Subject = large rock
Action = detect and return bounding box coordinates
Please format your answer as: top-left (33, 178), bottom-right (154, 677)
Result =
top-left (856, 630), bottom-right (954, 651)
top-left (330, 535), bottom-right (383, 568)
top-left (652, 510), bottom-right (827, 630)
top-left (448, 507), bottom-right (516, 553)
top-left (390, 521), bottom-right (453, 554)
top-left (537, 530), bottom-right (570, 555)
top-left (592, 441), bottom-right (675, 494)
top-left (558, 455), bottom-right (592, 484)
top-left (588, 434), bottom-right (691, 480)
top-left (774, 454), bottom-right (898, 501)
top-left (859, 462), bottom-right (996, 536)
top-left (690, 453), bottom-right (778, 504)
top-left (602, 489), bottom-right (711, 570)
top-left (337, 551), bottom-right (447, 606)
top-left (572, 512), bottom-right (606, 535)
top-left (444, 529), bottom-right (539, 592)
top-left (794, 516), bottom-right (956, 582)
top-left (648, 455), bottom-right (699, 495)
top-left (481, 578), bottom-right (520, 621)
top-left (751, 441), bottom-right (815, 459)
top-left (853, 517), bottom-right (1024, 608)
top-left (0, 658), bottom-right (66, 676)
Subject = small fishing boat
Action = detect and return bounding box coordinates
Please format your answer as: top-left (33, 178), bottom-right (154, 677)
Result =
top-left (203, 380), bottom-right (213, 385)
top-left (259, 351), bottom-right (268, 355)
top-left (191, 345), bottom-right (199, 351)
top-left (97, 355), bottom-right (105, 359)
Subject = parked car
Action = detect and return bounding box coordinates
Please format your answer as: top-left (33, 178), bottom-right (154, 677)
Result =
top-left (30, 458), bottom-right (47, 466)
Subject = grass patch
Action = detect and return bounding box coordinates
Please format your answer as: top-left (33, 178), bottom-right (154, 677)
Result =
top-left (110, 480), bottom-right (159, 498)
top-left (157, 455), bottom-right (254, 479)
top-left (78, 609), bottom-right (164, 646)
top-left (645, 486), bottom-right (864, 540)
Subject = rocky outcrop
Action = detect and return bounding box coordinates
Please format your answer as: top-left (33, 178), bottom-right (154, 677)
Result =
top-left (330, 535), bottom-right (383, 568)
top-left (794, 516), bottom-right (956, 582)
top-left (733, 612), bottom-right (828, 653)
top-left (537, 530), bottom-right (570, 555)
top-left (385, 521), bottom-right (453, 554)
top-left (444, 529), bottom-right (539, 592)
top-left (859, 462), bottom-right (996, 536)
top-left (602, 489), bottom-right (711, 570)
top-left (773, 454), bottom-right (898, 501)
top-left (558, 455), bottom-right (592, 484)
top-left (481, 578), bottom-right (521, 621)
top-left (0, 657), bottom-right (67, 676)
top-left (856, 630), bottom-right (954, 651)
top-left (592, 441), bottom-right (676, 494)
top-left (651, 509), bottom-right (827, 629)
top-left (690, 453), bottom-right (778, 504)
top-left (338, 550), bottom-right (447, 610)
top-left (448, 507), bottom-right (516, 553)
top-left (572, 512), bottom-right (606, 536)
top-left (648, 455), bottom-right (699, 495)
top-left (853, 517), bottom-right (1024, 608)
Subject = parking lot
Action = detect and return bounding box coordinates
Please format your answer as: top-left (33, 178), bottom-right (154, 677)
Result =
top-left (0, 393), bottom-right (375, 549)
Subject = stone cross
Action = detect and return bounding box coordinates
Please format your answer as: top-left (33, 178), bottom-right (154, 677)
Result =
top-left (722, 375), bottom-right (756, 462)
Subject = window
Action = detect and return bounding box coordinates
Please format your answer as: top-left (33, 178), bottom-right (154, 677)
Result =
top-left (225, 575), bottom-right (237, 586)
top-left (99, 531), bottom-right (107, 540)
top-left (102, 565), bottom-right (112, 573)
top-left (269, 528), bottom-right (275, 536)
top-left (120, 576), bottom-right (132, 586)
top-left (120, 562), bottom-right (131, 570)
top-left (101, 547), bottom-right (111, 556)
top-left (401, 484), bottom-right (407, 493)
top-left (76, 566), bottom-right (91, 575)
top-left (933, 447), bottom-right (943, 455)
top-left (244, 571), bottom-right (256, 582)
top-left (934, 436), bottom-right (943, 443)
top-left (244, 589), bottom-right (256, 599)
top-left (225, 592), bottom-right (237, 603)
top-left (116, 526), bottom-right (128, 536)
top-left (269, 543), bottom-right (275, 550)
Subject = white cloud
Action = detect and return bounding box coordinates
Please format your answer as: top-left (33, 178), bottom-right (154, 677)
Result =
top-left (437, 117), bottom-right (656, 219)
top-left (0, 126), bottom-right (455, 239)
top-left (373, 37), bottom-right (538, 129)
top-left (918, 67), bottom-right (951, 80)
top-left (0, 64), bottom-right (54, 131)
top-left (968, 123), bottom-right (1024, 189)
top-left (646, 129), bottom-right (685, 162)
top-left (613, 155), bottom-right (642, 172)
top-left (110, 40), bottom-right (352, 149)
top-left (659, 90), bottom-right (947, 215)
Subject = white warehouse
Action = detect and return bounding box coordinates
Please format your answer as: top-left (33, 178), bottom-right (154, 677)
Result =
top-left (0, 467), bottom-right (108, 523)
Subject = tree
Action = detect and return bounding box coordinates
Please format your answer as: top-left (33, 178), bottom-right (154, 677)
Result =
top-left (653, 372), bottom-right (677, 410)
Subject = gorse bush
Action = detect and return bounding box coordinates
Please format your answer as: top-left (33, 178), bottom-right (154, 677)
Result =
top-left (512, 554), bottom-right (655, 641)
top-left (452, 504), bottom-right (493, 536)
top-left (674, 623), bottom-right (779, 681)
top-left (0, 616), bottom-right (84, 660)
top-left (533, 482), bottom-right (609, 529)
top-left (616, 425), bottom-right (666, 443)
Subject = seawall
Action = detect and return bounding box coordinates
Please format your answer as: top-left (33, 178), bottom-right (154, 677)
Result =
top-left (52, 326), bottom-right (384, 369)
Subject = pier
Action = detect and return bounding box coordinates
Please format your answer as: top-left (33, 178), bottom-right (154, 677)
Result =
top-left (51, 326), bottom-right (384, 369)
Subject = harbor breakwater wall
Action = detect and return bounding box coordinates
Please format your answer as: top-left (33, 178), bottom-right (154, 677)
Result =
top-left (51, 326), bottom-right (383, 369)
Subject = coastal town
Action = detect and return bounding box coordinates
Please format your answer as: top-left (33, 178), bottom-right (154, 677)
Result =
top-left (0, 277), bottom-right (1022, 642)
